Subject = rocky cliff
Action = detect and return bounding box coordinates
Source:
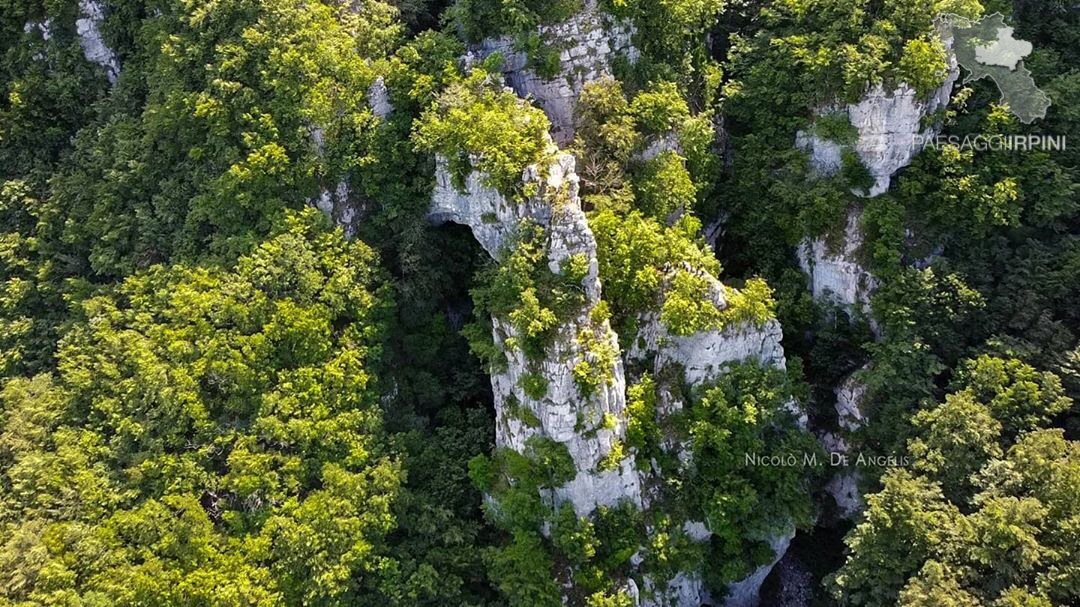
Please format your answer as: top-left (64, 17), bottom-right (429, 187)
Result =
top-left (429, 145), bottom-right (798, 604)
top-left (795, 207), bottom-right (878, 314)
top-left (795, 26), bottom-right (960, 310)
top-left (76, 0), bottom-right (120, 84)
top-left (795, 34), bottom-right (961, 521)
top-left (430, 147), bottom-right (643, 516)
top-left (467, 0), bottom-right (638, 145)
top-left (430, 4), bottom-right (800, 604)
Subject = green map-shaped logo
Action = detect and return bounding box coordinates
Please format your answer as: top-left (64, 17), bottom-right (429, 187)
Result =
top-left (937, 13), bottom-right (1051, 123)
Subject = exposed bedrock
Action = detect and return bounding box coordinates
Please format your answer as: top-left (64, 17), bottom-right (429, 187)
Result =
top-left (822, 367), bottom-right (871, 520)
top-left (310, 79), bottom-right (393, 236)
top-left (796, 24), bottom-right (959, 199)
top-left (77, 0), bottom-right (120, 84)
top-left (467, 0), bottom-right (638, 144)
top-left (429, 147), bottom-right (642, 516)
top-left (440, 4), bottom-right (795, 599)
top-left (627, 269), bottom-right (797, 607)
top-left (795, 35), bottom-right (960, 527)
top-left (795, 26), bottom-right (960, 311)
top-left (796, 207), bottom-right (878, 315)
top-left (428, 145), bottom-right (799, 604)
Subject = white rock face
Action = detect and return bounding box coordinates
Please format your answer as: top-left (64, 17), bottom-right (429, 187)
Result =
top-left (823, 367), bottom-right (871, 519)
top-left (625, 268), bottom-right (795, 606)
top-left (314, 179), bottom-right (356, 237)
top-left (430, 148), bottom-right (641, 517)
top-left (633, 316), bottom-right (788, 386)
top-left (429, 155), bottom-right (554, 258)
top-left (76, 0), bottom-right (120, 84)
top-left (640, 572), bottom-right (714, 607)
top-left (795, 27), bottom-right (959, 315)
top-left (796, 208), bottom-right (877, 312)
top-left (795, 29), bottom-right (959, 197)
top-left (724, 528), bottom-right (796, 607)
top-left (309, 80), bottom-right (392, 234)
top-left (367, 76), bottom-right (393, 119)
top-left (825, 469), bottom-right (863, 520)
top-left (846, 80), bottom-right (953, 197)
top-left (23, 19), bottom-right (52, 40)
top-left (469, 0), bottom-right (638, 144)
top-left (430, 143), bottom-right (796, 604)
top-left (835, 370), bottom-right (869, 431)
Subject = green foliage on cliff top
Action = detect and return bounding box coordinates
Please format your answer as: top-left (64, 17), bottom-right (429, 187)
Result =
top-left (415, 66), bottom-right (552, 195)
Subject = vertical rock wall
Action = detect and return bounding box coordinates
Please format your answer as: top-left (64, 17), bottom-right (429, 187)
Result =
top-left (468, 0), bottom-right (638, 144)
top-left (626, 270), bottom-right (795, 607)
top-left (795, 25), bottom-right (960, 310)
top-left (76, 0), bottom-right (120, 84)
top-left (441, 4), bottom-right (799, 604)
top-left (795, 28), bottom-right (961, 522)
top-left (795, 208), bottom-right (878, 314)
top-left (430, 148), bottom-right (643, 517)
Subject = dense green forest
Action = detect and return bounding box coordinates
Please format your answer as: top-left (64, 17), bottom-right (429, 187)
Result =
top-left (1, 0), bottom-right (1077, 606)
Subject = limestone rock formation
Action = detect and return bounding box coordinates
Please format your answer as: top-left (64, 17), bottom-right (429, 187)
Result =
top-left (625, 269), bottom-right (796, 607)
top-left (368, 76), bottom-right (393, 119)
top-left (430, 148), bottom-right (642, 516)
top-left (468, 0), bottom-right (638, 144)
top-left (796, 208), bottom-right (877, 312)
top-left (824, 368), bottom-right (871, 519)
top-left (439, 4), bottom-right (798, 602)
top-left (76, 0), bottom-right (120, 84)
top-left (23, 19), bottom-right (52, 41)
top-left (834, 369), bottom-right (869, 431)
top-left (309, 77), bottom-right (393, 234)
top-left (795, 25), bottom-right (960, 312)
top-left (795, 25), bottom-right (959, 197)
top-left (631, 314), bottom-right (787, 386)
top-left (429, 141), bottom-right (800, 603)
top-left (724, 528), bottom-right (796, 607)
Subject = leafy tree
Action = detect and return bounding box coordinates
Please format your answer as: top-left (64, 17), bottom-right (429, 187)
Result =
top-left (0, 210), bottom-right (402, 605)
top-left (832, 361), bottom-right (1080, 606)
top-left (681, 363), bottom-right (820, 592)
top-left (414, 66), bottom-right (552, 195)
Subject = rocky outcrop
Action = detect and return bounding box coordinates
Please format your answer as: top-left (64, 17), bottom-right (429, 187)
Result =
top-left (440, 5), bottom-right (794, 601)
top-left (631, 315), bottom-right (787, 386)
top-left (724, 528), bottom-right (796, 607)
top-left (624, 269), bottom-right (796, 607)
top-left (313, 180), bottom-right (356, 237)
top-left (76, 0), bottom-right (120, 84)
top-left (834, 370), bottom-right (868, 431)
top-left (430, 147), bottom-right (641, 517)
top-left (796, 208), bottom-right (877, 313)
top-left (310, 81), bottom-right (392, 236)
top-left (823, 368), bottom-right (870, 519)
top-left (796, 25), bottom-right (959, 197)
top-left (795, 25), bottom-right (960, 312)
top-left (468, 0), bottom-right (637, 144)
top-left (23, 19), bottom-right (52, 41)
top-left (628, 267), bottom-right (786, 382)
top-left (429, 154), bottom-right (554, 258)
top-left (640, 572), bottom-right (714, 607)
top-left (821, 430), bottom-right (862, 520)
top-left (794, 41), bottom-right (959, 525)
top-left (429, 141), bottom-right (798, 604)
top-left (368, 76), bottom-right (392, 119)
